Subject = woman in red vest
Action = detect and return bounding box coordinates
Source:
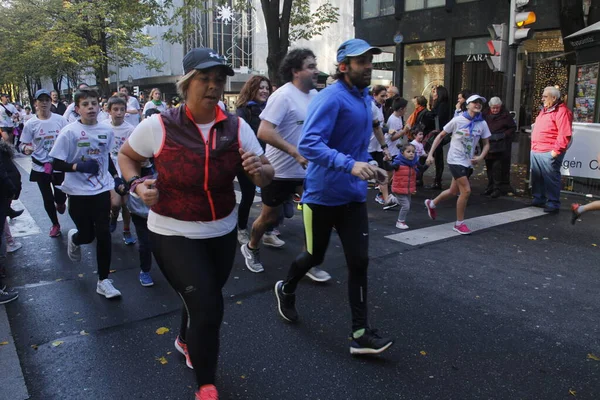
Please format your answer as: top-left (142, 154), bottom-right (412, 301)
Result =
top-left (118, 48), bottom-right (274, 400)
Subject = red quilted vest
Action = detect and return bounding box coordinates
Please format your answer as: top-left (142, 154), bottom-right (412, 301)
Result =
top-left (391, 165), bottom-right (417, 195)
top-left (152, 105), bottom-right (241, 221)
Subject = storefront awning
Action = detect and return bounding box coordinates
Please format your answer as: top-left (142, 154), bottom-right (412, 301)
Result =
top-left (565, 21), bottom-right (600, 49)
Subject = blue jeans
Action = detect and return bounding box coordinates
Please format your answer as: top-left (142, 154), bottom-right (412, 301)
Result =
top-left (530, 151), bottom-right (564, 209)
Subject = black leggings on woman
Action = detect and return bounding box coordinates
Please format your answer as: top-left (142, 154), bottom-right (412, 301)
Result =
top-left (149, 229), bottom-right (237, 387)
top-left (236, 171), bottom-right (256, 230)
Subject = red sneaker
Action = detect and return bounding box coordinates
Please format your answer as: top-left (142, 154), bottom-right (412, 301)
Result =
top-left (56, 203), bottom-right (66, 215)
top-left (49, 224), bottom-right (61, 238)
top-left (453, 223), bottom-right (472, 235)
top-left (174, 335), bottom-right (193, 369)
top-left (196, 384), bottom-right (219, 400)
top-left (424, 199), bottom-right (437, 220)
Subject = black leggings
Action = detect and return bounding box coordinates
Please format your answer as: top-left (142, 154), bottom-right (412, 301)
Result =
top-left (34, 172), bottom-right (66, 225)
top-left (68, 191), bottom-right (111, 279)
top-left (236, 171), bottom-right (255, 230)
top-left (433, 145), bottom-right (444, 185)
top-left (283, 202), bottom-right (369, 332)
top-left (131, 214), bottom-right (152, 272)
top-left (149, 229), bottom-right (237, 387)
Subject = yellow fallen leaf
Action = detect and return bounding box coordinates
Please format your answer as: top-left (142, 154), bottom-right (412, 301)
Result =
top-left (74, 312), bottom-right (79, 315)
top-left (569, 389), bottom-right (577, 396)
top-left (167, 351), bottom-right (172, 355)
top-left (0, 341), bottom-right (8, 346)
top-left (592, 244), bottom-right (597, 247)
top-left (55, 278), bottom-right (63, 282)
top-left (420, 350), bottom-right (427, 356)
top-left (157, 356), bottom-right (168, 365)
top-left (52, 341), bottom-right (64, 347)
top-left (241, 375), bottom-right (246, 379)
top-left (542, 237), bottom-right (549, 240)
top-left (78, 274), bottom-right (84, 278)
top-left (80, 330), bottom-right (89, 336)
top-left (155, 327), bottom-right (170, 335)
top-left (528, 236), bottom-right (537, 241)
top-left (109, 269), bottom-right (116, 273)
top-left (236, 301), bottom-right (242, 305)
top-left (587, 353), bottom-right (600, 361)
top-left (30, 344), bottom-right (38, 350)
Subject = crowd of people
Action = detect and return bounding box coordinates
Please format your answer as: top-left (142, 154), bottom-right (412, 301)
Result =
top-left (0, 36), bottom-right (580, 399)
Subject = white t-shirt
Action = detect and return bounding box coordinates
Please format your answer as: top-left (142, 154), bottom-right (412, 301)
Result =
top-left (97, 111), bottom-right (111, 123)
top-left (20, 114), bottom-right (68, 173)
top-left (411, 140), bottom-right (426, 158)
top-left (124, 97), bottom-right (141, 127)
top-left (443, 114), bottom-right (491, 168)
top-left (386, 113), bottom-right (404, 157)
top-left (23, 113), bottom-right (35, 123)
top-left (49, 121), bottom-right (115, 195)
top-left (102, 120), bottom-right (134, 176)
top-left (260, 82), bottom-right (316, 180)
top-left (64, 103), bottom-right (79, 123)
top-left (142, 101), bottom-right (167, 115)
top-left (0, 103), bottom-right (18, 128)
top-left (368, 101), bottom-right (384, 153)
top-left (127, 114), bottom-right (264, 239)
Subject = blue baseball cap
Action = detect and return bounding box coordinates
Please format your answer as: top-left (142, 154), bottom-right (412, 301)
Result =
top-left (183, 48), bottom-right (234, 76)
top-left (34, 89), bottom-right (52, 100)
top-left (337, 39), bottom-right (382, 63)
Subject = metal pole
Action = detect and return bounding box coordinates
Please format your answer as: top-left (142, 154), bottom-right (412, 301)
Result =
top-left (116, 43), bottom-right (119, 91)
top-left (395, 43), bottom-right (404, 93)
top-left (505, 44), bottom-right (518, 111)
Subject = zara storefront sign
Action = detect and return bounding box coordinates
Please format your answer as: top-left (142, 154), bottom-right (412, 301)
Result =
top-left (561, 123), bottom-right (600, 179)
top-left (466, 54), bottom-right (488, 62)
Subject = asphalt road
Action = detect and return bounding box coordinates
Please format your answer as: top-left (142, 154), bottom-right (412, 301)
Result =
top-left (1, 156), bottom-right (599, 400)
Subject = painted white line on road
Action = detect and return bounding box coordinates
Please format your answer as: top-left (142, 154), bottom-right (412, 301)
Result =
top-left (13, 155), bottom-right (32, 175)
top-left (385, 207), bottom-right (547, 246)
top-left (8, 199), bottom-right (42, 238)
top-left (0, 306), bottom-right (30, 400)
top-left (13, 281), bottom-right (56, 290)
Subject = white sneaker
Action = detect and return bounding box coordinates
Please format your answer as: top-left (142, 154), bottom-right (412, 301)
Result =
top-left (6, 241), bottom-right (23, 253)
top-left (396, 221), bottom-right (409, 230)
top-left (237, 229), bottom-right (250, 245)
top-left (306, 267), bottom-right (331, 282)
top-left (96, 279), bottom-right (122, 299)
top-left (240, 244), bottom-right (264, 273)
top-left (383, 195), bottom-right (399, 210)
top-left (67, 229), bottom-right (81, 262)
top-left (262, 233), bottom-right (285, 248)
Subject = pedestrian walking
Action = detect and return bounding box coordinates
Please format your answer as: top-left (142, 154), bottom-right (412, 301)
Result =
top-left (0, 93), bottom-right (18, 144)
top-left (425, 85), bottom-right (451, 190)
top-left (388, 144), bottom-right (420, 230)
top-left (142, 88), bottom-right (167, 116)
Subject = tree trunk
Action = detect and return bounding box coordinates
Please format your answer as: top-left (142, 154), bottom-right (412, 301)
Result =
top-left (96, 31), bottom-right (110, 96)
top-left (559, 0), bottom-right (586, 64)
top-left (261, 0), bottom-right (293, 85)
top-left (589, 0), bottom-right (600, 25)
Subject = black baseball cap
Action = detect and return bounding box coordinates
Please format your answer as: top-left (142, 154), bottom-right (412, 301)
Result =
top-left (0, 93), bottom-right (8, 98)
top-left (183, 48), bottom-right (234, 76)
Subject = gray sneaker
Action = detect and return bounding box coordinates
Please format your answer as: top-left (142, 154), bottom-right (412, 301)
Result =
top-left (262, 233), bottom-right (285, 248)
top-left (96, 279), bottom-right (122, 299)
top-left (240, 244), bottom-right (264, 273)
top-left (306, 267), bottom-right (331, 282)
top-left (383, 195), bottom-right (399, 210)
top-left (237, 229), bottom-right (250, 245)
top-left (67, 229), bottom-right (81, 262)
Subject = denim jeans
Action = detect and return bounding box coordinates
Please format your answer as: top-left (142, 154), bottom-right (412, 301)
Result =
top-left (530, 151), bottom-right (564, 209)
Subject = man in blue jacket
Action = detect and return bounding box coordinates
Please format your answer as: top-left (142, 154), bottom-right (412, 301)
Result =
top-left (274, 38), bottom-right (394, 355)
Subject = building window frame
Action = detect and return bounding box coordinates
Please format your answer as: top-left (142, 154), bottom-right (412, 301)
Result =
top-left (404, 0), bottom-right (445, 12)
top-left (362, 0), bottom-right (395, 19)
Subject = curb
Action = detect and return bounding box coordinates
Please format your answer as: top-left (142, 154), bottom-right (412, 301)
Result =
top-left (0, 305), bottom-right (29, 400)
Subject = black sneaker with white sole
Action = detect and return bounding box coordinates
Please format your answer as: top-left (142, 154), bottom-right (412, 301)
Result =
top-left (350, 328), bottom-right (393, 355)
top-left (274, 280), bottom-right (298, 322)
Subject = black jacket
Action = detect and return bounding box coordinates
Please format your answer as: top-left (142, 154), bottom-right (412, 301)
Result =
top-left (236, 102), bottom-right (266, 150)
top-left (51, 102), bottom-right (67, 116)
top-left (0, 141), bottom-right (21, 200)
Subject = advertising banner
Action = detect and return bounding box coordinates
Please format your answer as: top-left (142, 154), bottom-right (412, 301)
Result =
top-left (561, 122), bottom-right (600, 179)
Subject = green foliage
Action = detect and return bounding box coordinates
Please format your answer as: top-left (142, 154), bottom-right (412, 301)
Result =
top-left (289, 1), bottom-right (340, 42)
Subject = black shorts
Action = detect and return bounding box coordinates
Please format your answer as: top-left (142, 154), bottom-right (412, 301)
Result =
top-left (261, 179), bottom-right (303, 207)
top-left (30, 170), bottom-right (65, 185)
top-left (448, 164), bottom-right (473, 179)
top-left (369, 151), bottom-right (384, 168)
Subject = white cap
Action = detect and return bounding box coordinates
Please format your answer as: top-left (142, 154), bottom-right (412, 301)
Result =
top-left (466, 94), bottom-right (487, 104)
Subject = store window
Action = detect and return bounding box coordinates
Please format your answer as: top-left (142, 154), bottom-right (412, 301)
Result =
top-left (405, 0), bottom-right (445, 11)
top-left (372, 47), bottom-right (396, 86)
top-left (403, 41), bottom-right (446, 112)
top-left (456, 0), bottom-right (478, 3)
top-left (362, 0), bottom-right (394, 19)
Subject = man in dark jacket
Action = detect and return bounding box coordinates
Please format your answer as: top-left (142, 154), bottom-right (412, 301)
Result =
top-left (50, 91), bottom-right (67, 115)
top-left (483, 97), bottom-right (517, 197)
top-left (0, 142), bottom-right (20, 304)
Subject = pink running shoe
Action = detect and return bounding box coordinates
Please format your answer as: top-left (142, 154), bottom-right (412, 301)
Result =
top-left (49, 224), bottom-right (61, 238)
top-left (196, 384), bottom-right (219, 400)
top-left (424, 199), bottom-right (437, 220)
top-left (174, 335), bottom-right (193, 369)
top-left (453, 223), bottom-right (472, 235)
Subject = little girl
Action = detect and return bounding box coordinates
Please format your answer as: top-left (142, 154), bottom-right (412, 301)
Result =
top-left (389, 144), bottom-right (420, 229)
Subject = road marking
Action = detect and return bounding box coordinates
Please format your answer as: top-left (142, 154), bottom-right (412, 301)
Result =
top-left (7, 199), bottom-right (42, 238)
top-left (385, 207), bottom-right (547, 246)
top-left (13, 155), bottom-right (31, 175)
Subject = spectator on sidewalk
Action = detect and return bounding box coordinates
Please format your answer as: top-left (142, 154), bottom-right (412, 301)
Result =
top-left (51, 91), bottom-right (67, 116)
top-left (530, 87), bottom-right (573, 213)
top-left (0, 142), bottom-right (20, 304)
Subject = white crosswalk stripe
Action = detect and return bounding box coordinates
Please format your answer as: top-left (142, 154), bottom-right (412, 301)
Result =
top-left (6, 199), bottom-right (41, 238)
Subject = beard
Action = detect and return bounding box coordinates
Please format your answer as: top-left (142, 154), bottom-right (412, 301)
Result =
top-left (346, 67), bottom-right (372, 90)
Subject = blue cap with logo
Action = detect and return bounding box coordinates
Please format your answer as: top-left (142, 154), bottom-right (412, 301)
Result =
top-left (183, 48), bottom-right (235, 76)
top-left (34, 89), bottom-right (52, 100)
top-left (337, 39), bottom-right (382, 63)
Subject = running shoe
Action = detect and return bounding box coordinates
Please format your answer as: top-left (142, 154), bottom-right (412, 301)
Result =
top-left (262, 232), bottom-right (285, 248)
top-left (240, 244), bottom-right (264, 273)
top-left (274, 280), bottom-right (298, 322)
top-left (305, 267), bottom-right (331, 282)
top-left (195, 384), bottom-right (218, 400)
top-left (350, 329), bottom-right (394, 355)
top-left (109, 217), bottom-right (118, 233)
top-left (139, 271), bottom-right (154, 287)
top-left (374, 193), bottom-right (385, 205)
top-left (453, 223), bottom-right (472, 235)
top-left (293, 193), bottom-right (301, 203)
top-left (396, 221), bottom-right (409, 230)
top-left (67, 229), bottom-right (81, 262)
top-left (6, 241), bottom-right (23, 253)
top-left (237, 229), bottom-right (250, 245)
top-left (0, 288), bottom-right (18, 305)
top-left (383, 195), bottom-right (399, 210)
top-left (174, 335), bottom-right (193, 369)
top-left (96, 279), bottom-right (121, 299)
top-left (123, 231), bottom-right (137, 245)
top-left (270, 228), bottom-right (281, 236)
top-left (49, 224), bottom-right (61, 238)
top-left (571, 203), bottom-right (581, 225)
top-left (424, 199), bottom-right (437, 220)
top-left (56, 203), bottom-right (66, 215)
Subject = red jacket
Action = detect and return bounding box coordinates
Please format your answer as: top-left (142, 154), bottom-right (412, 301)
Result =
top-left (531, 101), bottom-right (573, 155)
top-left (392, 164), bottom-right (418, 195)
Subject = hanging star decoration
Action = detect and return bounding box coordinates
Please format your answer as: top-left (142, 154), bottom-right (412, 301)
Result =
top-left (216, 4), bottom-right (235, 25)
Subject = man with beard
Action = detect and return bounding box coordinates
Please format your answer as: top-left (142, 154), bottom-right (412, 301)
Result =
top-left (50, 91), bottom-right (67, 115)
top-left (273, 39), bottom-right (394, 355)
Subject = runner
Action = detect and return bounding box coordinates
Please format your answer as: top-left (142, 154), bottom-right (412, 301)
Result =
top-left (273, 38), bottom-right (394, 355)
top-left (118, 47), bottom-right (274, 400)
top-left (49, 88), bottom-right (122, 299)
top-left (64, 83), bottom-right (90, 122)
top-left (142, 88), bottom-right (167, 115)
top-left (19, 89), bottom-right (69, 237)
top-left (103, 94), bottom-right (137, 245)
top-left (424, 94), bottom-right (491, 235)
top-left (0, 93), bottom-right (18, 144)
top-left (240, 49), bottom-right (331, 282)
top-left (119, 86), bottom-right (141, 127)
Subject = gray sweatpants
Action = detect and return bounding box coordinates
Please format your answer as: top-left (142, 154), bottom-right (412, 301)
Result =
top-left (395, 194), bottom-right (411, 222)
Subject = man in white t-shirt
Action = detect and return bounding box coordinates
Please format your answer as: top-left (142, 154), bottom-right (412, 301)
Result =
top-left (239, 49), bottom-right (330, 282)
top-left (119, 86), bottom-right (141, 127)
top-left (424, 95), bottom-right (491, 235)
top-left (49, 88), bottom-right (123, 299)
top-left (19, 89), bottom-right (69, 238)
